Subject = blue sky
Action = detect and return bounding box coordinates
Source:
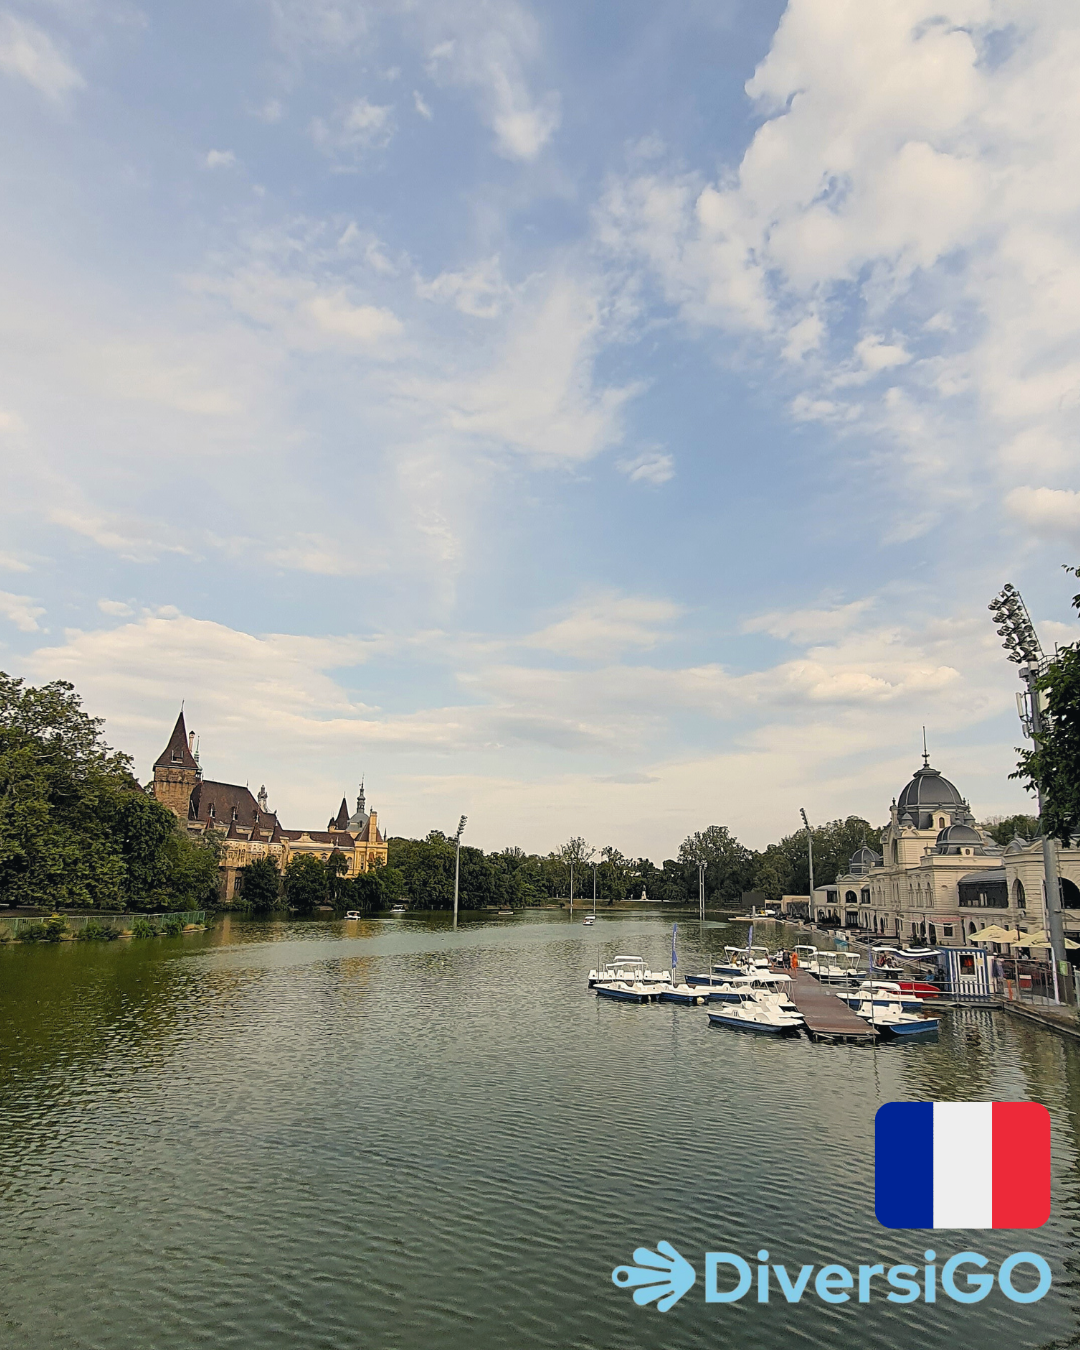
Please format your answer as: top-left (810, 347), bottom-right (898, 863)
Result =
top-left (2, 0), bottom-right (1079, 856)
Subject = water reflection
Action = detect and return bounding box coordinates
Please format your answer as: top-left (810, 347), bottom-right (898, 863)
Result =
top-left (1, 911), bottom-right (1079, 1350)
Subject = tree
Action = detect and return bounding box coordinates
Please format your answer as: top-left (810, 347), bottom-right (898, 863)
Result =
top-left (558, 836), bottom-right (594, 901)
top-left (239, 855), bottom-right (281, 912)
top-left (678, 825), bottom-right (756, 907)
top-left (0, 673), bottom-right (218, 911)
top-left (325, 851), bottom-right (349, 908)
top-left (751, 816), bottom-right (880, 901)
top-left (1014, 567), bottom-right (1080, 845)
top-left (979, 814), bottom-right (1041, 847)
top-left (282, 853), bottom-right (327, 914)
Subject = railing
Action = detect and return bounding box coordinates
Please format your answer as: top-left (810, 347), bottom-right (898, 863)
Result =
top-left (0, 911), bottom-right (207, 939)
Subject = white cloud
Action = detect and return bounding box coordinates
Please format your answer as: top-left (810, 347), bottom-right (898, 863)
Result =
top-left (50, 508), bottom-right (192, 562)
top-left (413, 89), bottom-right (432, 119)
top-left (744, 598), bottom-right (876, 644)
top-left (524, 592), bottom-right (683, 656)
top-left (0, 14), bottom-right (83, 100)
top-left (406, 277), bottom-right (638, 463)
top-left (616, 450), bottom-right (675, 485)
top-left (205, 149), bottom-right (236, 169)
top-left (597, 0), bottom-right (1080, 546)
top-left (425, 7), bottom-right (559, 161)
top-left (0, 589), bottom-right (44, 632)
top-left (0, 551), bottom-right (30, 572)
top-left (417, 256), bottom-right (510, 318)
top-left (97, 599), bottom-right (133, 616)
top-left (312, 98), bottom-right (394, 157)
top-left (305, 291), bottom-right (402, 344)
top-left (1005, 485), bottom-right (1080, 539)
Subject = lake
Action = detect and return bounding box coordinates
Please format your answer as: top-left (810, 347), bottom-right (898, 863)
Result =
top-left (1, 910), bottom-right (1078, 1350)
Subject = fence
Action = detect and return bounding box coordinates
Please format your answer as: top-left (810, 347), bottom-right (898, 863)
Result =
top-left (0, 911), bottom-right (207, 940)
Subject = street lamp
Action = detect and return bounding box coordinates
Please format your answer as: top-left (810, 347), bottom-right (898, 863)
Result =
top-left (592, 859), bottom-right (598, 919)
top-left (452, 815), bottom-right (467, 928)
top-left (988, 585), bottom-right (1066, 999)
top-left (800, 808), bottom-right (815, 926)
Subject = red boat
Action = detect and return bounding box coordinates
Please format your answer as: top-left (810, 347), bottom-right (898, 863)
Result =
top-left (898, 981), bottom-right (941, 999)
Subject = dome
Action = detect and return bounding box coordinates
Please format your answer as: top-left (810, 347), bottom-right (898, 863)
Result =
top-left (848, 845), bottom-right (881, 876)
top-left (896, 762), bottom-right (965, 829)
top-left (933, 822), bottom-right (987, 856)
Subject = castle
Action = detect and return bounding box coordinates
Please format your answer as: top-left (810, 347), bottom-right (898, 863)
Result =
top-left (151, 710), bottom-right (388, 901)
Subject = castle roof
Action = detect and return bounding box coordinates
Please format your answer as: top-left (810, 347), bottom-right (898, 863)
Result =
top-left (154, 710), bottom-right (199, 771)
top-left (189, 779), bottom-right (262, 828)
top-left (330, 796), bottom-right (350, 831)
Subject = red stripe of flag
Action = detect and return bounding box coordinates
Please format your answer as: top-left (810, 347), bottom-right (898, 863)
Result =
top-left (992, 1101), bottom-right (1051, 1228)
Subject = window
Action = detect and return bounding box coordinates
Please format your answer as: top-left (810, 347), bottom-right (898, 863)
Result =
top-left (943, 925), bottom-right (954, 937)
top-left (939, 817), bottom-right (945, 829)
top-left (845, 890), bottom-right (857, 904)
top-left (1063, 878), bottom-right (1080, 910)
top-left (1014, 879), bottom-right (1026, 909)
top-left (959, 954), bottom-right (975, 974)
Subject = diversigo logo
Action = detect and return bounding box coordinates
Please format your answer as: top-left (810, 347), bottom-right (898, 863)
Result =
top-left (612, 1101), bottom-right (1053, 1313)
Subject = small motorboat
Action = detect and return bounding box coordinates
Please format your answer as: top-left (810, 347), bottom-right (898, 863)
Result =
top-left (588, 956), bottom-right (671, 987)
top-left (708, 994), bottom-right (804, 1036)
top-left (658, 982), bottom-right (710, 1005)
top-left (838, 981), bottom-right (927, 1013)
top-left (343, 910), bottom-right (362, 921)
top-left (583, 915), bottom-right (595, 925)
top-left (390, 905), bottom-right (408, 914)
top-left (595, 977), bottom-right (664, 1003)
top-left (850, 999), bottom-right (939, 1041)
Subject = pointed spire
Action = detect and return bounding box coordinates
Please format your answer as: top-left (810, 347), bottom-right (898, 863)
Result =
top-left (356, 778), bottom-right (366, 814)
top-left (154, 709), bottom-right (199, 770)
top-left (921, 726), bottom-right (930, 768)
top-left (334, 796), bottom-right (350, 831)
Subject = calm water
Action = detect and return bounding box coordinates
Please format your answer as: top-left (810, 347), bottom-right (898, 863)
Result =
top-left (2, 910), bottom-right (1079, 1350)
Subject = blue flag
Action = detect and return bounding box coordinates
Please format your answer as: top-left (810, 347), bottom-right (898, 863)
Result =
top-left (671, 923), bottom-right (678, 970)
top-left (748, 923), bottom-right (754, 951)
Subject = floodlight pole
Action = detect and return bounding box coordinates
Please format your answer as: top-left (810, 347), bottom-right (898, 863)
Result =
top-left (453, 815), bottom-right (467, 929)
top-left (800, 808), bottom-right (814, 926)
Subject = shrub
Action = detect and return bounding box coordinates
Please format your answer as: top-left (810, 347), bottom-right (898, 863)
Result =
top-left (43, 914), bottom-right (67, 942)
top-left (76, 920), bottom-right (121, 941)
top-left (130, 917), bottom-right (156, 938)
top-left (160, 915), bottom-right (184, 937)
top-left (20, 922), bottom-right (48, 942)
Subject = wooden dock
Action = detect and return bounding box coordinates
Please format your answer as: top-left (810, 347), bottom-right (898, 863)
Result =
top-left (789, 970), bottom-right (878, 1045)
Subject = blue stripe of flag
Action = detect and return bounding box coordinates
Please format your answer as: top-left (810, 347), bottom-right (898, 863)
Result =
top-left (875, 1102), bottom-right (934, 1228)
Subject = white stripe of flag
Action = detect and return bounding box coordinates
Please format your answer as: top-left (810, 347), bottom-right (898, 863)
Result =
top-left (933, 1102), bottom-right (992, 1228)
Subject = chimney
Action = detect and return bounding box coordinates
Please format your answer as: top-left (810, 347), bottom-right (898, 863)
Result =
top-left (188, 731), bottom-right (196, 753)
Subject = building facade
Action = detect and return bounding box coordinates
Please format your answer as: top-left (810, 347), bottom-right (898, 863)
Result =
top-left (151, 711), bottom-right (388, 900)
top-left (810, 754), bottom-right (1080, 948)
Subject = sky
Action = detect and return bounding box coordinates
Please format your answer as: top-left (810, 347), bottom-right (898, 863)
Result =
top-left (2, 0), bottom-right (1079, 858)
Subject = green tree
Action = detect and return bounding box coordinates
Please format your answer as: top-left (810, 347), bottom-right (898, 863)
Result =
top-left (0, 673), bottom-right (219, 911)
top-left (979, 814), bottom-right (1041, 847)
top-left (1014, 567), bottom-right (1080, 844)
top-left (678, 825), bottom-right (756, 907)
top-left (325, 851), bottom-right (349, 908)
top-left (239, 855), bottom-right (282, 912)
top-left (282, 853), bottom-right (327, 914)
top-left (751, 816), bottom-right (879, 901)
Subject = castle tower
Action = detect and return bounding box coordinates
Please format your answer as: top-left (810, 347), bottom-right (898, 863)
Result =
top-left (153, 710), bottom-right (201, 820)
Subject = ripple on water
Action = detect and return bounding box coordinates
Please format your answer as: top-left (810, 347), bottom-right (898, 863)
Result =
top-left (0, 914), bottom-right (1078, 1350)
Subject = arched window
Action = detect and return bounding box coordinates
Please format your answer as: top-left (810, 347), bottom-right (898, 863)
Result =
top-left (939, 817), bottom-right (945, 829)
top-left (1062, 878), bottom-right (1080, 910)
top-left (891, 840), bottom-right (899, 864)
top-left (845, 890), bottom-right (857, 904)
top-left (1013, 879), bottom-right (1026, 909)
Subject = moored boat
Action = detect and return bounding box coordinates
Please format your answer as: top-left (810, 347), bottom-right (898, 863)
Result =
top-left (708, 994), bottom-right (804, 1036)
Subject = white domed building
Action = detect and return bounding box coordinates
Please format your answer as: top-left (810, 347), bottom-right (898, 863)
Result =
top-left (811, 753), bottom-right (1080, 947)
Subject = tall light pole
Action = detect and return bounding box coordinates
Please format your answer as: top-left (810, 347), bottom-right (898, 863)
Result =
top-left (800, 808), bottom-right (815, 926)
top-left (452, 815), bottom-right (467, 929)
top-left (697, 859), bottom-right (706, 927)
top-left (592, 859), bottom-right (598, 917)
top-left (989, 585), bottom-right (1066, 1000)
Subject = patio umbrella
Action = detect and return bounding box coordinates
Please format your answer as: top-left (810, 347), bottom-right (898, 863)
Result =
top-left (968, 925), bottom-right (1021, 943)
top-left (1015, 930), bottom-right (1080, 950)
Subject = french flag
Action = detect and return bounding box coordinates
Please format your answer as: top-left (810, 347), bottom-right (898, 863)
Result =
top-left (876, 1102), bottom-right (1051, 1229)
